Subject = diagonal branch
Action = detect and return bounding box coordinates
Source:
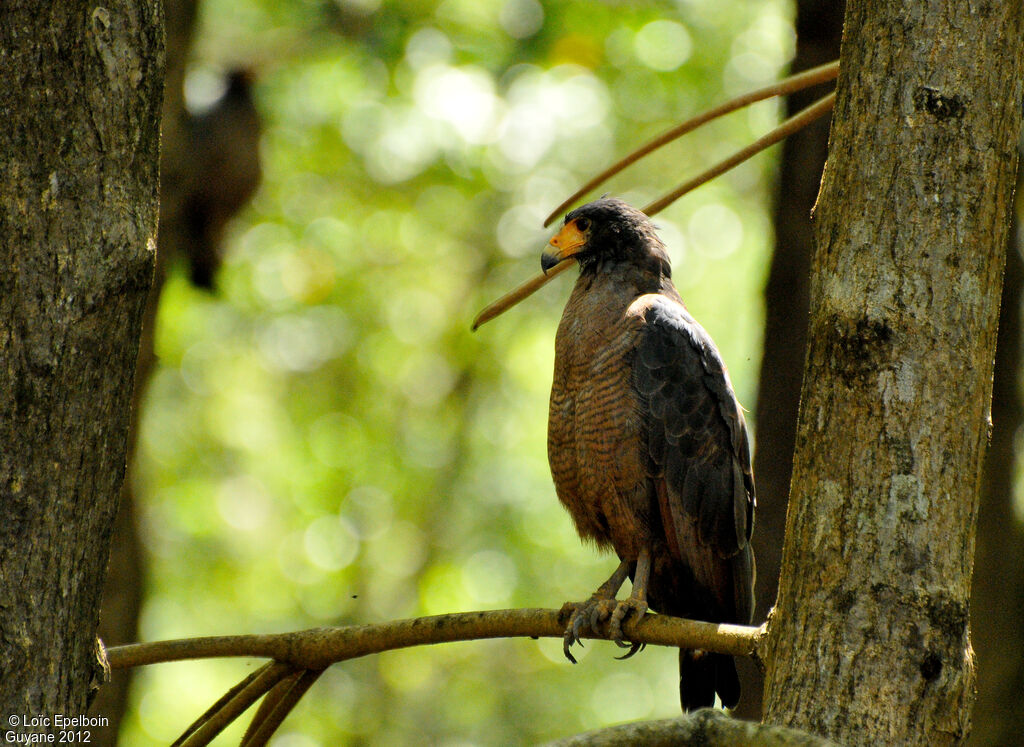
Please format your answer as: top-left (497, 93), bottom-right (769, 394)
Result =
top-left (240, 668), bottom-right (325, 747)
top-left (543, 59), bottom-right (839, 226)
top-left (642, 92), bottom-right (835, 216)
top-left (473, 63), bottom-right (839, 332)
top-left (172, 661), bottom-right (295, 746)
top-left (171, 663), bottom-right (276, 744)
top-left (472, 258), bottom-right (575, 330)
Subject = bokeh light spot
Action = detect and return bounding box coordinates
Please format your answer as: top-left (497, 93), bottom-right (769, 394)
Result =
top-left (304, 515), bottom-right (360, 571)
top-left (462, 550), bottom-right (518, 604)
top-left (688, 203), bottom-right (744, 259)
top-left (634, 20), bottom-right (692, 72)
top-left (217, 475), bottom-right (272, 531)
top-left (499, 0), bottom-right (544, 39)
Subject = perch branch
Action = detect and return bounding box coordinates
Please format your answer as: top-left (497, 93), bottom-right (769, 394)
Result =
top-left (107, 610), bottom-right (763, 745)
top-left (107, 607), bottom-right (763, 672)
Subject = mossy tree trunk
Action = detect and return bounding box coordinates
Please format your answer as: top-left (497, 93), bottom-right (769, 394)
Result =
top-left (0, 0), bottom-right (164, 719)
top-left (762, 0), bottom-right (1023, 743)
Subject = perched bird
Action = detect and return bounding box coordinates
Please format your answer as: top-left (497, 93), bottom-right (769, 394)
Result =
top-left (182, 70), bottom-right (263, 289)
top-left (542, 197), bottom-right (755, 711)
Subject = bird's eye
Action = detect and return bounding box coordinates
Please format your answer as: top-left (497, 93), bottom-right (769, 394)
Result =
top-left (575, 217), bottom-right (590, 232)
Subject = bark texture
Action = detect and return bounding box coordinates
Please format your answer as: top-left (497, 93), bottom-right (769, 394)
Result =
top-left (762, 0), bottom-right (1024, 744)
top-left (0, 0), bottom-right (163, 719)
top-left (90, 1), bottom-right (198, 739)
top-left (738, 0), bottom-right (845, 720)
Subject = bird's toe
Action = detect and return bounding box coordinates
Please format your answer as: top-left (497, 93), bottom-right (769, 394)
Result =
top-left (560, 596), bottom-right (617, 663)
top-left (608, 597), bottom-right (648, 643)
top-left (614, 640), bottom-right (646, 660)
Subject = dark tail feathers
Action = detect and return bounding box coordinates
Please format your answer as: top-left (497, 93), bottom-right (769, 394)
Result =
top-left (679, 649), bottom-right (740, 711)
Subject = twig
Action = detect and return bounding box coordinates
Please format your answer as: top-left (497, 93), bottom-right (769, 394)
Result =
top-left (543, 60), bottom-right (840, 226)
top-left (240, 669), bottom-right (324, 747)
top-left (238, 670), bottom-right (303, 746)
top-left (471, 258), bottom-right (574, 331)
top-left (171, 662), bottom-right (276, 745)
top-left (472, 65), bottom-right (839, 331)
top-left (106, 607), bottom-right (764, 671)
top-left (176, 659), bottom-right (294, 741)
top-left (173, 661), bottom-right (295, 747)
top-left (642, 91), bottom-right (835, 216)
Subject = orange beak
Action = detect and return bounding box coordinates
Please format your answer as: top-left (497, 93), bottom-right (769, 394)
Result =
top-left (541, 219), bottom-right (588, 273)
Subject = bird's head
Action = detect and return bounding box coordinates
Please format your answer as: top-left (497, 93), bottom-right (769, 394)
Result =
top-left (540, 197), bottom-right (670, 277)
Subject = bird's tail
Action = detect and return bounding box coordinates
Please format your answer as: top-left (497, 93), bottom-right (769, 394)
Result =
top-left (679, 649), bottom-right (740, 711)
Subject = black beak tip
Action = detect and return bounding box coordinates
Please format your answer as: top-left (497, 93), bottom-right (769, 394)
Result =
top-left (541, 252), bottom-right (560, 273)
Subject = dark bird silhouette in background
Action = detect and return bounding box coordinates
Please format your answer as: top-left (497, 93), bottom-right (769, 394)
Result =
top-left (182, 69), bottom-right (262, 289)
top-left (541, 197), bottom-right (755, 711)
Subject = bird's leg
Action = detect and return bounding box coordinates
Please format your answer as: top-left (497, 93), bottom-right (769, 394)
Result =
top-left (560, 558), bottom-right (632, 664)
top-left (609, 546), bottom-right (650, 660)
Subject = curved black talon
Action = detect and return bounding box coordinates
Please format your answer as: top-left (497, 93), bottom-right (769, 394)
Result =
top-left (614, 641), bottom-right (646, 660)
top-left (562, 630), bottom-right (583, 664)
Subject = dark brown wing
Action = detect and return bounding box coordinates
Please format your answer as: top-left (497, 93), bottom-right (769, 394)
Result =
top-left (632, 295), bottom-right (755, 622)
top-left (633, 294), bottom-right (755, 710)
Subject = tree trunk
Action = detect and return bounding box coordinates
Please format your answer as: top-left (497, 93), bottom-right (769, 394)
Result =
top-left (970, 164), bottom-right (1024, 745)
top-left (90, 1), bottom-right (198, 740)
top-left (739, 0), bottom-right (844, 720)
top-left (0, 0), bottom-right (163, 722)
top-left (762, 0), bottom-right (1023, 744)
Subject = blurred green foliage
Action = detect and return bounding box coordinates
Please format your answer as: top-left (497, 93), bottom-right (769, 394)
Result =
top-left (125, 0), bottom-right (792, 743)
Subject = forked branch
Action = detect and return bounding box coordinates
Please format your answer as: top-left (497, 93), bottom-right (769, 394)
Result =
top-left (105, 609), bottom-right (764, 746)
top-left (107, 607), bottom-right (763, 671)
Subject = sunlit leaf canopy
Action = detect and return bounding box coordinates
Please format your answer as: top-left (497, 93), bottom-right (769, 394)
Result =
top-left (127, 0), bottom-right (793, 742)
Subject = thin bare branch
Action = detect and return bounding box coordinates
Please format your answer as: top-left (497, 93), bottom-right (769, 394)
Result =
top-left (173, 661), bottom-right (294, 747)
top-left (642, 92), bottom-right (835, 216)
top-left (472, 67), bottom-right (839, 330)
top-left (240, 669), bottom-right (324, 747)
top-left (171, 662), bottom-right (276, 745)
top-left (106, 607), bottom-right (764, 672)
top-left (543, 60), bottom-right (840, 226)
top-left (238, 670), bottom-right (304, 747)
top-left (471, 258), bottom-right (574, 331)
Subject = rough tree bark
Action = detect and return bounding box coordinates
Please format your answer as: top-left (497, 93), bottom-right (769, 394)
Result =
top-left (0, 0), bottom-right (164, 723)
top-left (90, 1), bottom-right (198, 739)
top-left (739, 0), bottom-right (844, 720)
top-left (761, 0), bottom-right (1023, 744)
